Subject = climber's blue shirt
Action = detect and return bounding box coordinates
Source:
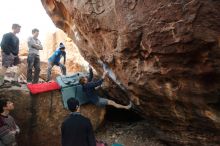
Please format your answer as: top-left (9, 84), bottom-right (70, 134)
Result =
top-left (48, 49), bottom-right (66, 64)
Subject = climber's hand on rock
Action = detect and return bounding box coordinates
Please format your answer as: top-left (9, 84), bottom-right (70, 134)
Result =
top-left (88, 64), bottom-right (92, 70)
top-left (102, 70), bottom-right (108, 79)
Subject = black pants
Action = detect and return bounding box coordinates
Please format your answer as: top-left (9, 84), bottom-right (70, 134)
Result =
top-left (27, 54), bottom-right (41, 83)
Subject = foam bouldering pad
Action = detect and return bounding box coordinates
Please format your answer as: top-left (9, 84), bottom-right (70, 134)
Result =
top-left (56, 73), bottom-right (89, 108)
top-left (60, 85), bottom-right (89, 108)
top-left (27, 81), bottom-right (61, 94)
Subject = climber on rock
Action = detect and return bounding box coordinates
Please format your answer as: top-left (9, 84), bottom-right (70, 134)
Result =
top-left (79, 65), bottom-right (132, 109)
top-left (46, 42), bottom-right (66, 82)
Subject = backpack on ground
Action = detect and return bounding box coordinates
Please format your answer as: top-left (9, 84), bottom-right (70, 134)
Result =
top-left (56, 72), bottom-right (89, 109)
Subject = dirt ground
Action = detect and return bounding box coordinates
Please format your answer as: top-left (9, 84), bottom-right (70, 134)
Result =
top-left (95, 120), bottom-right (165, 146)
top-left (95, 107), bottom-right (165, 146)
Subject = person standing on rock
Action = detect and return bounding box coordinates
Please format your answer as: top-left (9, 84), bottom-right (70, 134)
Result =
top-left (0, 98), bottom-right (20, 146)
top-left (46, 42), bottom-right (66, 81)
top-left (0, 24), bottom-right (21, 87)
top-left (61, 98), bottom-right (96, 146)
top-left (79, 65), bottom-right (132, 109)
top-left (27, 28), bottom-right (43, 83)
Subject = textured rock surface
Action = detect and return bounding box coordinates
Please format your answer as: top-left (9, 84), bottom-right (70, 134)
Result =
top-left (42, 0), bottom-right (220, 145)
top-left (0, 87), bottom-right (105, 146)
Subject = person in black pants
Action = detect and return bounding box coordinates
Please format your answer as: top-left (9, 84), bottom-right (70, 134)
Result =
top-left (61, 98), bottom-right (96, 146)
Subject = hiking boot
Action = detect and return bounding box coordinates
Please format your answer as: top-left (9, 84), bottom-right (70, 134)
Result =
top-left (4, 80), bottom-right (10, 83)
top-left (11, 81), bottom-right (22, 87)
top-left (27, 79), bottom-right (32, 84)
top-left (39, 81), bottom-right (45, 83)
top-left (0, 82), bottom-right (12, 88)
top-left (20, 81), bottom-right (27, 84)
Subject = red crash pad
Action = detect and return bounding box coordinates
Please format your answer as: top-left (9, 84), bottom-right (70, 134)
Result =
top-left (27, 81), bottom-right (61, 94)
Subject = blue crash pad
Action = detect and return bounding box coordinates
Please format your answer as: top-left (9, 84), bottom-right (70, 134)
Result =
top-left (56, 72), bottom-right (89, 109)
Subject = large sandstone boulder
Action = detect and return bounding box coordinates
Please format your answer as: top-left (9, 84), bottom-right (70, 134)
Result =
top-left (41, 0), bottom-right (220, 145)
top-left (0, 86), bottom-right (105, 146)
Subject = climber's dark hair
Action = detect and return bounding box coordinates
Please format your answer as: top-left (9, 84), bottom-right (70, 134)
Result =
top-left (67, 98), bottom-right (79, 112)
top-left (79, 77), bottom-right (86, 85)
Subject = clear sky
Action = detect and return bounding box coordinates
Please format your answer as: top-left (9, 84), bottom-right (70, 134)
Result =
top-left (0, 0), bottom-right (58, 42)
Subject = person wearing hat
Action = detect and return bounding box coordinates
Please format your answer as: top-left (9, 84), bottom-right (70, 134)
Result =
top-left (46, 42), bottom-right (66, 81)
top-left (61, 98), bottom-right (96, 146)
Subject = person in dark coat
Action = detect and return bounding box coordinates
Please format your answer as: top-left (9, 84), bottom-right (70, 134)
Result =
top-left (61, 98), bottom-right (96, 146)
